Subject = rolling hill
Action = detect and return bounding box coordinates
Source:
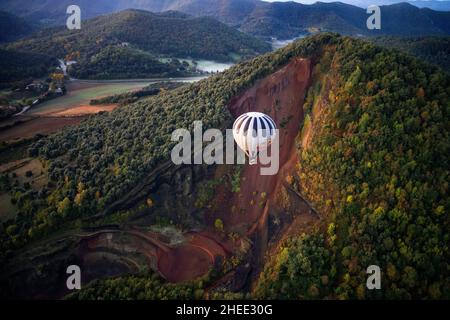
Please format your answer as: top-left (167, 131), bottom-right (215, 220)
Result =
top-left (0, 11), bottom-right (33, 42)
top-left (0, 34), bottom-right (448, 299)
top-left (1, 1), bottom-right (450, 38)
top-left (4, 9), bottom-right (270, 80)
top-left (0, 49), bottom-right (56, 85)
top-left (0, 0), bottom-right (258, 26)
top-left (372, 36), bottom-right (450, 71)
top-left (238, 2), bottom-right (450, 38)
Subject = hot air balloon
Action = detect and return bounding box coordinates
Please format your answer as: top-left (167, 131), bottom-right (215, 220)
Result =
top-left (232, 112), bottom-right (277, 165)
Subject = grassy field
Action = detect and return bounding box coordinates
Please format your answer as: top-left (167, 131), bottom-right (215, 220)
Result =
top-left (1, 79), bottom-right (200, 143)
top-left (29, 81), bottom-right (152, 115)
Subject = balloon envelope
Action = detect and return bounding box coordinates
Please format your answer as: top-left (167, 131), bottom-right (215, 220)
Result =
top-left (232, 112), bottom-right (277, 165)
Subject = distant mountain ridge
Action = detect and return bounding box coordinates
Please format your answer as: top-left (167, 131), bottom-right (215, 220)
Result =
top-left (0, 0), bottom-right (449, 39)
top-left (321, 1), bottom-right (450, 12)
top-left (239, 2), bottom-right (450, 38)
top-left (409, 0), bottom-right (450, 11)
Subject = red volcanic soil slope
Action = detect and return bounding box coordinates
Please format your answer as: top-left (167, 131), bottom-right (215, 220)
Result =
top-left (158, 232), bottom-right (229, 282)
top-left (210, 58), bottom-right (312, 233)
top-left (80, 230), bottom-right (227, 283)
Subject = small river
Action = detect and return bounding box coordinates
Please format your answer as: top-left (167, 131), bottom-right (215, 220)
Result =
top-left (271, 35), bottom-right (307, 50)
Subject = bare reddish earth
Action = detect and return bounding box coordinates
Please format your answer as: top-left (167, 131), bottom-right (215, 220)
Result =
top-left (211, 58), bottom-right (312, 233)
top-left (158, 245), bottom-right (212, 282)
top-left (0, 104), bottom-right (117, 143)
top-left (158, 232), bottom-right (228, 282)
top-left (81, 229), bottom-right (228, 283)
top-left (0, 117), bottom-right (82, 142)
top-left (46, 104), bottom-right (117, 117)
top-left (0, 104), bottom-right (116, 143)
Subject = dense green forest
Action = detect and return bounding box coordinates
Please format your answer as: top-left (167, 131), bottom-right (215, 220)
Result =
top-left (90, 82), bottom-right (185, 106)
top-left (371, 36), bottom-right (450, 71)
top-left (0, 11), bottom-right (32, 43)
top-left (0, 34), bottom-right (449, 299)
top-left (254, 35), bottom-right (450, 299)
top-left (6, 9), bottom-right (270, 80)
top-left (0, 49), bottom-right (56, 87)
top-left (66, 271), bottom-right (205, 300)
top-left (68, 46), bottom-right (191, 79)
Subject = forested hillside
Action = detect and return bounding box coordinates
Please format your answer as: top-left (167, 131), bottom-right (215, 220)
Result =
top-left (372, 36), bottom-right (450, 71)
top-left (240, 2), bottom-right (450, 38)
top-left (4, 9), bottom-right (269, 80)
top-left (0, 49), bottom-right (57, 87)
top-left (0, 11), bottom-right (32, 42)
top-left (0, 34), bottom-right (448, 299)
top-left (0, 0), bottom-right (263, 27)
top-left (68, 46), bottom-right (188, 79)
top-left (6, 9), bottom-right (270, 73)
top-left (254, 35), bottom-right (450, 299)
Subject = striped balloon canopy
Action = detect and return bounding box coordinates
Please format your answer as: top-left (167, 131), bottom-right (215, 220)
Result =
top-left (232, 112), bottom-right (277, 165)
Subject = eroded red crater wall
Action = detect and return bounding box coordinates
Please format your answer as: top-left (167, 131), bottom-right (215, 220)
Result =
top-left (220, 58), bottom-right (312, 230)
